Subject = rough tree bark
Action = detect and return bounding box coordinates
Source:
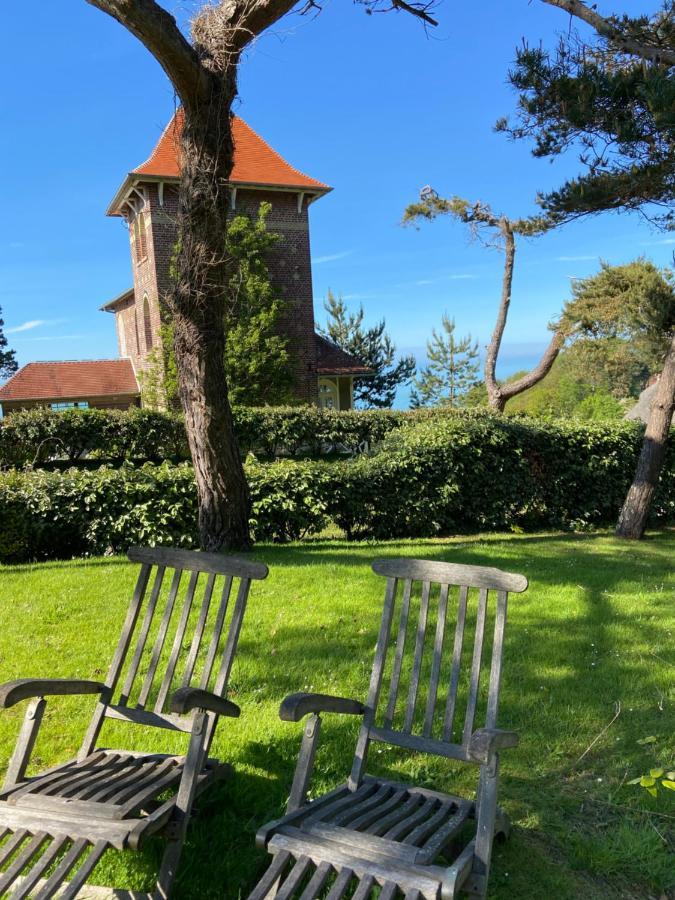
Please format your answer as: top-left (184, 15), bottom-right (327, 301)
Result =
top-left (87, 0), bottom-right (435, 550)
top-left (539, 0), bottom-right (675, 67)
top-left (616, 335), bottom-right (675, 539)
top-left (484, 216), bottom-right (564, 412)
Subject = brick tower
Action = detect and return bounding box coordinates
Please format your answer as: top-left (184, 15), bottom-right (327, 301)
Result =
top-left (103, 112), bottom-right (332, 404)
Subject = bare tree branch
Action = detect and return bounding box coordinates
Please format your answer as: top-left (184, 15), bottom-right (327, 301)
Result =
top-left (85, 0), bottom-right (211, 105)
top-left (540, 0), bottom-right (675, 66)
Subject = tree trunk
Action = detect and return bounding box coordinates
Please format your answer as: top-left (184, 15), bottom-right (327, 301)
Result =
top-left (169, 82), bottom-right (251, 551)
top-left (484, 220), bottom-right (563, 412)
top-left (615, 333), bottom-right (675, 539)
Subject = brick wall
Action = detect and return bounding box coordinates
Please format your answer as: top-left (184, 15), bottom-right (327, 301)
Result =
top-left (115, 182), bottom-right (318, 404)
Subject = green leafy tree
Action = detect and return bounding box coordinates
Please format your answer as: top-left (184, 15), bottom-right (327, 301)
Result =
top-left (500, 0), bottom-right (675, 538)
top-left (411, 315), bottom-right (479, 407)
top-left (147, 203), bottom-right (294, 410)
top-left (501, 1), bottom-right (675, 228)
top-left (0, 307), bottom-right (18, 381)
top-left (320, 291), bottom-right (416, 408)
top-left (562, 259), bottom-right (675, 368)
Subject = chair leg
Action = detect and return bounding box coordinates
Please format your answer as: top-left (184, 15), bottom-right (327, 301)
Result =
top-left (469, 757), bottom-right (501, 899)
top-left (155, 837), bottom-right (186, 900)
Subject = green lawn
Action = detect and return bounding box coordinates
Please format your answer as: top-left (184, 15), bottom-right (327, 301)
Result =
top-left (0, 532), bottom-right (673, 899)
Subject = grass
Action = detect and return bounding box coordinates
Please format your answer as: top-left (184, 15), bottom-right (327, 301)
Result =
top-left (0, 531), bottom-right (673, 899)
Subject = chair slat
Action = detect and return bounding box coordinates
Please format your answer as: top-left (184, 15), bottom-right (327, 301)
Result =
top-left (331, 784), bottom-right (393, 827)
top-left (462, 588), bottom-right (489, 746)
top-left (298, 861), bottom-right (333, 900)
top-left (0, 831), bottom-right (48, 894)
top-left (486, 591), bottom-right (508, 729)
top-left (118, 565), bottom-right (166, 705)
top-left (155, 570), bottom-right (200, 713)
top-left (276, 854), bottom-right (312, 900)
top-left (383, 796), bottom-right (436, 842)
top-left (403, 800), bottom-right (456, 847)
top-left (0, 829), bottom-right (29, 866)
top-left (213, 578), bottom-right (251, 696)
top-left (403, 580), bottom-right (431, 733)
top-left (348, 787), bottom-right (405, 831)
top-left (247, 850), bottom-right (292, 900)
top-left (305, 783), bottom-right (378, 825)
top-left (56, 840), bottom-right (108, 900)
top-left (9, 836), bottom-right (69, 900)
top-left (104, 564), bottom-right (152, 692)
top-left (367, 794), bottom-right (422, 837)
top-left (349, 578), bottom-right (398, 788)
top-left (442, 586), bottom-right (469, 742)
top-left (351, 875), bottom-right (376, 900)
top-left (325, 867), bottom-right (354, 900)
top-left (383, 579), bottom-right (413, 729)
top-left (182, 573), bottom-right (216, 688)
top-left (423, 584), bottom-right (449, 739)
top-left (415, 802), bottom-right (472, 864)
top-left (199, 575), bottom-right (233, 690)
top-left (33, 837), bottom-right (90, 900)
top-left (137, 568), bottom-right (182, 708)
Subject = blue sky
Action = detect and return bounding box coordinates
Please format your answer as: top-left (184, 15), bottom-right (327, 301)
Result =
top-left (1, 0), bottom-right (671, 404)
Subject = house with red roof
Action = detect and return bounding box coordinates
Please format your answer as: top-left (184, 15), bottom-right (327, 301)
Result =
top-left (0, 113), bottom-right (370, 415)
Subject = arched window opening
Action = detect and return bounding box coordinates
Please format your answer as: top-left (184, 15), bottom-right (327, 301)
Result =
top-left (133, 212), bottom-right (148, 263)
top-left (143, 295), bottom-right (154, 351)
top-left (134, 308), bottom-right (141, 355)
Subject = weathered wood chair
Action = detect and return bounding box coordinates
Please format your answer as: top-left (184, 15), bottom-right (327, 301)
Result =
top-left (250, 558), bottom-right (527, 900)
top-left (0, 546), bottom-right (268, 898)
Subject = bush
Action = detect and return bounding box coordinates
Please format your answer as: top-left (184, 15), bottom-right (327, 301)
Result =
top-left (0, 460), bottom-right (335, 562)
top-left (329, 414), bottom-right (675, 538)
top-left (0, 405), bottom-right (487, 469)
top-left (1, 413), bottom-right (673, 563)
top-left (0, 407), bottom-right (189, 468)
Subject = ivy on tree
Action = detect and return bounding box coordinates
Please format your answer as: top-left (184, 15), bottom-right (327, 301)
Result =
top-left (411, 315), bottom-right (479, 408)
top-left (0, 307), bottom-right (18, 381)
top-left (320, 290), bottom-right (416, 408)
top-left (146, 203), bottom-right (294, 409)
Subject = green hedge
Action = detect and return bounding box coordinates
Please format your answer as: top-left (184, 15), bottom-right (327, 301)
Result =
top-left (0, 406), bottom-right (420, 467)
top-left (1, 415), bottom-right (672, 562)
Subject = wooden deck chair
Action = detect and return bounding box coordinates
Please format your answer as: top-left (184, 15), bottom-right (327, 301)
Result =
top-left (250, 558), bottom-right (527, 900)
top-left (0, 546), bottom-right (268, 899)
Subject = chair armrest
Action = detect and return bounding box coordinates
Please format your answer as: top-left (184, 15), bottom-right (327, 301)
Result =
top-left (0, 679), bottom-right (106, 709)
top-left (280, 692), bottom-right (364, 722)
top-left (170, 687), bottom-right (240, 718)
top-left (468, 728), bottom-right (519, 764)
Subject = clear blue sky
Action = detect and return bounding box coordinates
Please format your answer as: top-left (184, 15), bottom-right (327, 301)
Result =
top-left (1, 1), bottom-right (671, 403)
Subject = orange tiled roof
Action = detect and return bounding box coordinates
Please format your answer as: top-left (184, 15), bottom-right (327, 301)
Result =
top-left (0, 360), bottom-right (139, 402)
top-left (132, 109), bottom-right (330, 191)
top-left (316, 335), bottom-right (373, 376)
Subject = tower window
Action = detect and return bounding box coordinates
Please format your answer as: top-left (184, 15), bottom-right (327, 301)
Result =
top-left (143, 295), bottom-right (154, 351)
top-left (133, 213), bottom-right (148, 263)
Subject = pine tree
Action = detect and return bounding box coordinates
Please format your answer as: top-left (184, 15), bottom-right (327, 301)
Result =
top-left (0, 307), bottom-right (18, 381)
top-left (320, 291), bottom-right (416, 408)
top-left (411, 315), bottom-right (479, 408)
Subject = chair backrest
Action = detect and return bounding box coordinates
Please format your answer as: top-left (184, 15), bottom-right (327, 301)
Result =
top-left (350, 558), bottom-right (527, 784)
top-left (89, 547), bottom-right (267, 739)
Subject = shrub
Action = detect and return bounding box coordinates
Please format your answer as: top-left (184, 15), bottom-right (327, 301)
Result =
top-left (1, 413), bottom-right (673, 563)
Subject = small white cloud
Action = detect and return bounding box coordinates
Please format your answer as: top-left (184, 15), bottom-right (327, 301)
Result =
top-left (447, 273), bottom-right (477, 280)
top-left (313, 251), bottom-right (353, 265)
top-left (555, 254), bottom-right (597, 262)
top-left (6, 320), bottom-right (46, 334)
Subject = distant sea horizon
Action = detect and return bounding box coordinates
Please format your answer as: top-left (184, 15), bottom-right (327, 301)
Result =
top-left (391, 342), bottom-right (548, 410)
